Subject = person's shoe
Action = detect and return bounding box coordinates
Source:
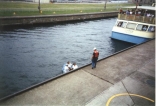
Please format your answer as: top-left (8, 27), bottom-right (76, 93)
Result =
top-left (92, 67), bottom-right (94, 69)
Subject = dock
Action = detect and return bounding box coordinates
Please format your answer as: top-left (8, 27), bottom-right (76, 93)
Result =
top-left (0, 40), bottom-right (155, 106)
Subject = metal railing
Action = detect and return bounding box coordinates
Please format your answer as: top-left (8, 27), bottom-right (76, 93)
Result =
top-left (118, 14), bottom-right (155, 24)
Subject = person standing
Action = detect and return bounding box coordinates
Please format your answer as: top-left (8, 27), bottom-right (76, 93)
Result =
top-left (91, 47), bottom-right (99, 69)
top-left (119, 8), bottom-right (123, 14)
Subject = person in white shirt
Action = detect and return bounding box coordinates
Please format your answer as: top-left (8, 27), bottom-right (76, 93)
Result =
top-left (67, 61), bottom-right (72, 69)
top-left (150, 26), bottom-right (155, 32)
top-left (62, 61), bottom-right (71, 73)
top-left (142, 26), bottom-right (147, 31)
top-left (147, 13), bottom-right (151, 17)
top-left (63, 64), bottom-right (70, 73)
top-left (71, 63), bottom-right (78, 70)
top-left (138, 11), bottom-right (141, 15)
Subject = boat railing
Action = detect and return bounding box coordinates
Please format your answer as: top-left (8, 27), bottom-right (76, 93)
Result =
top-left (118, 14), bottom-right (155, 24)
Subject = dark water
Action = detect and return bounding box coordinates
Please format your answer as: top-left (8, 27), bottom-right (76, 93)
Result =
top-left (0, 18), bottom-right (134, 99)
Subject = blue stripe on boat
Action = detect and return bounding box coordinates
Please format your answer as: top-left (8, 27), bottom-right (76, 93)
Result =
top-left (111, 31), bottom-right (150, 44)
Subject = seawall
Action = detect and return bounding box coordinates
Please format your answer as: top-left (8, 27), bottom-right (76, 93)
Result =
top-left (0, 12), bottom-right (118, 27)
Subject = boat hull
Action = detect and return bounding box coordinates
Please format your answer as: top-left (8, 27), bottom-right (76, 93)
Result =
top-left (111, 31), bottom-right (151, 44)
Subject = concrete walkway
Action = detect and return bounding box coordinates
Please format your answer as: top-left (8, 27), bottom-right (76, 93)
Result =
top-left (0, 40), bottom-right (155, 106)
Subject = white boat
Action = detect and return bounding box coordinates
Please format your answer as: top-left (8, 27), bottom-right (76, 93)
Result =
top-left (111, 5), bottom-right (155, 44)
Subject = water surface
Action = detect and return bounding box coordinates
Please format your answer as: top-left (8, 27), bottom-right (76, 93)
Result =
top-left (0, 18), bottom-right (134, 99)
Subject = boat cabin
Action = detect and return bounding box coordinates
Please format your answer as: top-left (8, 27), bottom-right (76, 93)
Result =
top-left (116, 20), bottom-right (155, 33)
top-left (118, 6), bottom-right (156, 24)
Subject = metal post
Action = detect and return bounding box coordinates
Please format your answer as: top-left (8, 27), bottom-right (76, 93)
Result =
top-left (38, 0), bottom-right (41, 13)
top-left (135, 0), bottom-right (138, 9)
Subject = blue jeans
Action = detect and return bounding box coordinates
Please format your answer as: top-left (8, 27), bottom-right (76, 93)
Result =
top-left (92, 58), bottom-right (98, 68)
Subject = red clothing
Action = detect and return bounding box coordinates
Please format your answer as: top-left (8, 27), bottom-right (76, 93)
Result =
top-left (120, 9), bottom-right (123, 13)
top-left (93, 50), bottom-right (99, 58)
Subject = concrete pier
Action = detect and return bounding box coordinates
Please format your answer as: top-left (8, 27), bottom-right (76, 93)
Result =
top-left (0, 40), bottom-right (155, 106)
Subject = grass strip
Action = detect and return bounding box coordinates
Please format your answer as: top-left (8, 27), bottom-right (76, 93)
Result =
top-left (0, 2), bottom-right (135, 17)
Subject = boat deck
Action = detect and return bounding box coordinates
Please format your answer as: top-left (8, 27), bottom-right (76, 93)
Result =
top-left (0, 40), bottom-right (155, 106)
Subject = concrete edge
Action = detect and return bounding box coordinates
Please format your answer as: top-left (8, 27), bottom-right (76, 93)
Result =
top-left (0, 11), bottom-right (118, 19)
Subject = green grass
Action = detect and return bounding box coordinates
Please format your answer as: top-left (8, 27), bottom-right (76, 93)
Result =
top-left (0, 2), bottom-right (135, 17)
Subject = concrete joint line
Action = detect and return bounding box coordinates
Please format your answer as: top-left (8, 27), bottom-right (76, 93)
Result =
top-left (127, 70), bottom-right (137, 78)
top-left (83, 70), bottom-right (114, 85)
top-left (121, 80), bottom-right (135, 105)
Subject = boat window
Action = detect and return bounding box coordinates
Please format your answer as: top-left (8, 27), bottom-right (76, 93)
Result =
top-left (142, 25), bottom-right (148, 31)
top-left (126, 23), bottom-right (136, 29)
top-left (116, 21), bottom-right (127, 28)
top-left (136, 24), bottom-right (148, 31)
top-left (121, 22), bottom-right (127, 28)
top-left (148, 26), bottom-right (155, 32)
top-left (136, 24), bottom-right (143, 31)
top-left (117, 21), bottom-right (123, 27)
